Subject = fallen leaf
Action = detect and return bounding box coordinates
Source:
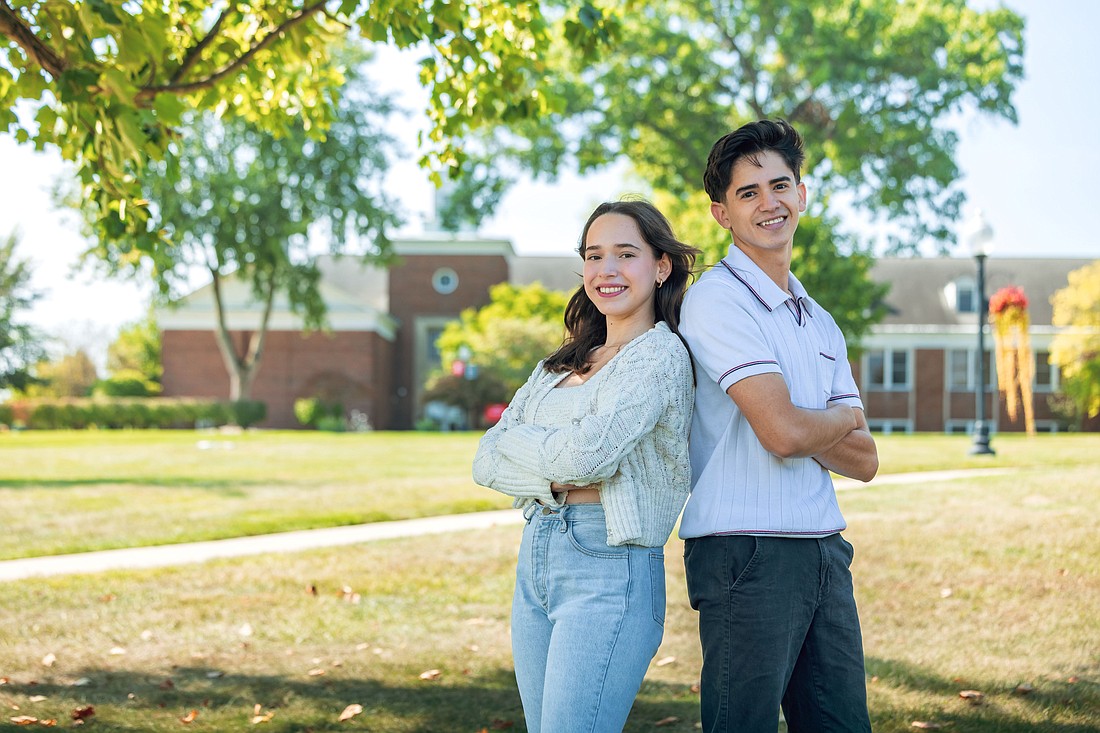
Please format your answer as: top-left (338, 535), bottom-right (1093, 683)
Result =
top-left (28, 696), bottom-right (46, 703)
top-left (690, 681), bottom-right (700, 694)
top-left (355, 642), bottom-right (370, 651)
top-left (10, 716), bottom-right (37, 725)
top-left (655, 716), bottom-right (679, 726)
top-left (1014, 683), bottom-right (1034, 695)
top-left (180, 710), bottom-right (199, 724)
top-left (99, 594), bottom-right (116, 603)
top-left (39, 719), bottom-right (57, 727)
top-left (307, 669), bottom-right (326, 677)
top-left (1068, 676), bottom-right (1079, 684)
top-left (958, 690), bottom-right (983, 705)
top-left (71, 705), bottom-right (95, 720)
top-left (337, 704), bottom-right (363, 722)
top-left (418, 669), bottom-right (442, 681)
top-left (40, 654), bottom-right (56, 668)
top-left (250, 704), bottom-right (275, 725)
top-left (158, 679), bottom-right (175, 690)
top-left (206, 671), bottom-right (225, 679)
top-left (140, 630), bottom-right (154, 641)
top-left (109, 647), bottom-right (127, 656)
top-left (307, 584), bottom-right (318, 596)
top-left (71, 678), bottom-right (92, 687)
top-left (0, 677), bottom-right (8, 685)
top-left (940, 588), bottom-right (952, 598)
top-left (238, 623), bottom-right (254, 638)
top-left (911, 723), bottom-right (946, 730)
top-left (655, 656), bottom-right (676, 667)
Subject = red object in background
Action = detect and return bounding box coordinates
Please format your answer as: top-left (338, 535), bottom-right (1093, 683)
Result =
top-left (451, 360), bottom-right (466, 376)
top-left (484, 403), bottom-right (507, 425)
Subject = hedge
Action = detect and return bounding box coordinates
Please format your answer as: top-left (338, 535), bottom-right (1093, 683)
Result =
top-left (0, 398), bottom-right (266, 430)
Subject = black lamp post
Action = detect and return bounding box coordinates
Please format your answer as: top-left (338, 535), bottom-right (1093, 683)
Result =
top-left (968, 210), bottom-right (995, 456)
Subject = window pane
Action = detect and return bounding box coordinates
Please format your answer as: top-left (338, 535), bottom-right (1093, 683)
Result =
top-left (891, 351), bottom-right (908, 386)
top-left (957, 285), bottom-right (976, 313)
top-left (868, 351), bottom-right (885, 388)
top-left (949, 349), bottom-right (969, 389)
top-left (1035, 351), bottom-right (1053, 387)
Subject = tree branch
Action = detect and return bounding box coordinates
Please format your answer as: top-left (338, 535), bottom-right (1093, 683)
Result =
top-left (170, 6), bottom-right (230, 84)
top-left (0, 0), bottom-right (68, 79)
top-left (137, 1), bottom-right (328, 102)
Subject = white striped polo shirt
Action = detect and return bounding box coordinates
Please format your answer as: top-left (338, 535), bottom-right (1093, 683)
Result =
top-left (678, 245), bottom-right (863, 539)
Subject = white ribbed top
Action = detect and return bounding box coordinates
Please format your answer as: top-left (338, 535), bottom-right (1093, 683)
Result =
top-left (472, 322), bottom-right (694, 547)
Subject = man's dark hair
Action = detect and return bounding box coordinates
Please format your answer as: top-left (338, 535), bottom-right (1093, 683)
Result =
top-left (703, 119), bottom-right (805, 203)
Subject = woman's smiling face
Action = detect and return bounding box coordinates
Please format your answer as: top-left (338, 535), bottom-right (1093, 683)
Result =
top-left (582, 213), bottom-right (670, 326)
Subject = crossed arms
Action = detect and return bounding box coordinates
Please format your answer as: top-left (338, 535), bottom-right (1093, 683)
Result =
top-left (727, 372), bottom-right (878, 482)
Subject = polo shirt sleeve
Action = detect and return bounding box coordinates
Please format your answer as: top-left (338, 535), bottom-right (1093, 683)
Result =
top-left (681, 279), bottom-right (782, 393)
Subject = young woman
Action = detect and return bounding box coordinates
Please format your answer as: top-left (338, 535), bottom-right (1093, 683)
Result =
top-left (473, 199), bottom-right (698, 732)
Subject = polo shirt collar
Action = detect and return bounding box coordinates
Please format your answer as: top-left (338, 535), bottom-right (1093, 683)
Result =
top-left (721, 245), bottom-right (814, 316)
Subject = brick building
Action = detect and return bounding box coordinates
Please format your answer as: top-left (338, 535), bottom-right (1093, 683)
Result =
top-left (157, 236), bottom-right (581, 429)
top-left (159, 249), bottom-right (1096, 432)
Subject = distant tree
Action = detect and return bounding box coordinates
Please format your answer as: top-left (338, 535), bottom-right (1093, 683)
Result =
top-left (107, 312), bottom-right (161, 383)
top-left (79, 51), bottom-right (401, 401)
top-left (474, 0), bottom-right (1025, 252)
top-left (425, 282), bottom-right (570, 420)
top-left (0, 0), bottom-right (619, 253)
top-left (654, 189), bottom-right (887, 351)
top-left (1049, 261), bottom-right (1100, 426)
top-left (0, 230), bottom-right (44, 392)
top-left (20, 349), bottom-right (99, 398)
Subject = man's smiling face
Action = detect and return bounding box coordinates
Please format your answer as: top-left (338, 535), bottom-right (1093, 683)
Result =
top-left (710, 150), bottom-right (807, 259)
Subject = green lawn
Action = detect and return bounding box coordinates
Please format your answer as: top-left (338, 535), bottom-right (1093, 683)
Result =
top-left (2, 430), bottom-right (1097, 561)
top-left (0, 438), bottom-right (1097, 731)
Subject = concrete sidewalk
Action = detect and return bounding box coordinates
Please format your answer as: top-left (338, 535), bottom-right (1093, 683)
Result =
top-left (1, 468), bottom-right (1012, 582)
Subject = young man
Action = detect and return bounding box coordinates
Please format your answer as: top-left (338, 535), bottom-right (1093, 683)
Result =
top-left (678, 119), bottom-right (879, 732)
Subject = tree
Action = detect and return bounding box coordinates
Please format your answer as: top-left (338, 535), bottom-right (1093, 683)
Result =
top-left (19, 348), bottom-right (99, 398)
top-left (653, 189), bottom-right (887, 350)
top-left (1, 0), bottom-right (618, 253)
top-left (107, 312), bottom-right (162, 383)
top-left (0, 230), bottom-right (43, 392)
top-left (426, 282), bottom-right (569, 418)
top-left (478, 0), bottom-right (1025, 252)
top-left (80, 53), bottom-right (400, 401)
top-left (1049, 261), bottom-right (1100, 426)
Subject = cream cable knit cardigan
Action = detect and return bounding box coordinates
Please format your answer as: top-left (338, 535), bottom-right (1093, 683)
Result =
top-left (472, 322), bottom-right (694, 547)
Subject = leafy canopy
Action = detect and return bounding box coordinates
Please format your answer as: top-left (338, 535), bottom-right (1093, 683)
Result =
top-left (0, 0), bottom-right (618, 251)
top-left (483, 0), bottom-right (1025, 252)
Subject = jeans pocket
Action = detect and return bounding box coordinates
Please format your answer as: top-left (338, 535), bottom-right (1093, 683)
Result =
top-left (650, 551), bottom-right (666, 626)
top-left (566, 518), bottom-right (628, 559)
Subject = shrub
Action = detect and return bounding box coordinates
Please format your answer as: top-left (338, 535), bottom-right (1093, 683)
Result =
top-left (94, 369), bottom-right (162, 397)
top-left (229, 400), bottom-right (266, 428)
top-left (0, 403), bottom-right (13, 427)
top-left (294, 397), bottom-right (342, 429)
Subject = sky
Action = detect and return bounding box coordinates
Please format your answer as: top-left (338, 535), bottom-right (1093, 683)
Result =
top-left (1, 0), bottom-right (1097, 353)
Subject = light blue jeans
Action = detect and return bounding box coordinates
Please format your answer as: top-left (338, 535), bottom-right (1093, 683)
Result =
top-left (511, 502), bottom-right (665, 733)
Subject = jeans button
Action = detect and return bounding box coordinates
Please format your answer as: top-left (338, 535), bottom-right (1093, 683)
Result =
top-left (542, 507), bottom-right (552, 515)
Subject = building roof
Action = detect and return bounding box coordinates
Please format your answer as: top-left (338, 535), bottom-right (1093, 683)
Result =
top-left (871, 257), bottom-right (1095, 328)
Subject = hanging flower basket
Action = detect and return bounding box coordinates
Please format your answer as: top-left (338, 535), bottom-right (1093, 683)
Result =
top-left (989, 285), bottom-right (1035, 434)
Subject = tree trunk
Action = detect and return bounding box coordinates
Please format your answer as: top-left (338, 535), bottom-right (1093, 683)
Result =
top-left (209, 270), bottom-right (277, 402)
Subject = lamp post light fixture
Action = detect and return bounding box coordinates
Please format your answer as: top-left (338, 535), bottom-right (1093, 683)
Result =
top-left (967, 209), bottom-right (995, 456)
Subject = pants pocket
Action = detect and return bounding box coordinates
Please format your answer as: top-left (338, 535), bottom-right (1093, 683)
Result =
top-left (649, 551), bottom-right (666, 626)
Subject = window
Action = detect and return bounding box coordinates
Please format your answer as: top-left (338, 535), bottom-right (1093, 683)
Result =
top-left (947, 349), bottom-right (995, 392)
top-left (867, 419), bottom-right (913, 434)
top-left (1034, 350), bottom-right (1057, 392)
top-left (866, 349), bottom-right (910, 390)
top-left (948, 349), bottom-right (970, 390)
top-left (431, 267), bottom-right (459, 294)
top-left (950, 277), bottom-right (978, 314)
